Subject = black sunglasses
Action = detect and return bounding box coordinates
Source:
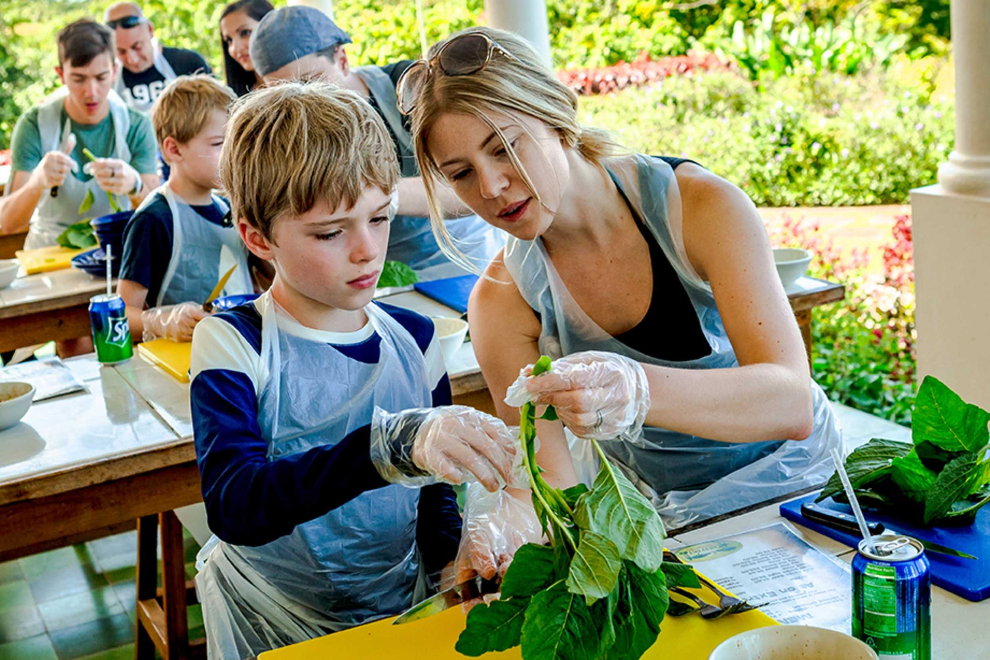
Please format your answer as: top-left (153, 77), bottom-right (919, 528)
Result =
top-left (106, 15), bottom-right (148, 30)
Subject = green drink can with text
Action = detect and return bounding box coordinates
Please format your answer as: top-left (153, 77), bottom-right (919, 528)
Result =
top-left (89, 294), bottom-right (133, 364)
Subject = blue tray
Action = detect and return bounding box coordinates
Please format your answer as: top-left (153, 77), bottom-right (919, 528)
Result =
top-left (413, 274), bottom-right (478, 314)
top-left (71, 246), bottom-right (120, 277)
top-left (781, 493), bottom-right (990, 601)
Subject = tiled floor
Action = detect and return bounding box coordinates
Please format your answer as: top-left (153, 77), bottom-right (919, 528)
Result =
top-left (0, 529), bottom-right (203, 660)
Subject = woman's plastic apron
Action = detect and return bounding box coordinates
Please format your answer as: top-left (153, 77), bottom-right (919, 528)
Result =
top-left (21, 93), bottom-right (132, 250)
top-left (131, 183), bottom-right (251, 307)
top-left (503, 154), bottom-right (842, 529)
top-left (194, 293), bottom-right (433, 659)
top-left (355, 66), bottom-right (503, 281)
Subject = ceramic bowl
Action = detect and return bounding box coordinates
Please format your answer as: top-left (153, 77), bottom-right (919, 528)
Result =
top-left (773, 247), bottom-right (813, 292)
top-left (0, 381), bottom-right (36, 432)
top-left (708, 625), bottom-right (879, 660)
top-left (0, 258), bottom-right (18, 289)
top-left (433, 317), bottom-right (469, 364)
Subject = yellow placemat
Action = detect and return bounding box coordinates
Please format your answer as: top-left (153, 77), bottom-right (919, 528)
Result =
top-left (259, 580), bottom-right (776, 660)
top-left (137, 339), bottom-right (192, 383)
top-left (15, 245), bottom-right (88, 274)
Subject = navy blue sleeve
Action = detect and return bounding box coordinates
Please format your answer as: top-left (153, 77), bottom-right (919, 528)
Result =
top-left (119, 195), bottom-right (173, 306)
top-left (417, 484), bottom-right (462, 576)
top-left (190, 367), bottom-right (389, 546)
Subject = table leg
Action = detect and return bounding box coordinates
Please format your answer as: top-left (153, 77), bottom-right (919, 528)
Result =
top-left (161, 511), bottom-right (190, 660)
top-left (794, 308), bottom-right (813, 368)
top-left (135, 515), bottom-right (158, 660)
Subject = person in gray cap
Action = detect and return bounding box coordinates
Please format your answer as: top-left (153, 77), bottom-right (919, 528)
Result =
top-left (249, 5), bottom-right (503, 281)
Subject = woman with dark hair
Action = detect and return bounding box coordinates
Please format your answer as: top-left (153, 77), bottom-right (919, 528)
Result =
top-left (219, 0), bottom-right (273, 97)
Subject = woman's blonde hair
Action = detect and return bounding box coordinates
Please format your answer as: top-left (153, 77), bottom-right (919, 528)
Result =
top-left (220, 81), bottom-right (398, 242)
top-left (410, 26), bottom-right (620, 272)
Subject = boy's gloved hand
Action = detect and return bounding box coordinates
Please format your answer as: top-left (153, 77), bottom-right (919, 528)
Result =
top-left (142, 303), bottom-right (210, 343)
top-left (83, 158), bottom-right (140, 196)
top-left (371, 405), bottom-right (519, 492)
top-left (448, 484), bottom-right (544, 592)
top-left (505, 350), bottom-right (651, 440)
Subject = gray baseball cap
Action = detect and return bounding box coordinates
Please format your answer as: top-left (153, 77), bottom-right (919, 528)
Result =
top-left (249, 5), bottom-right (353, 78)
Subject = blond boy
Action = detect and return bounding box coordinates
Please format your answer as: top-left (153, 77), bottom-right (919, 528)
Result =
top-left (118, 74), bottom-right (252, 342)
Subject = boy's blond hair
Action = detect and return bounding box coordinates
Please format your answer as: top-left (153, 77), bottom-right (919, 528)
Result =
top-left (220, 81), bottom-right (398, 242)
top-left (151, 74), bottom-right (236, 155)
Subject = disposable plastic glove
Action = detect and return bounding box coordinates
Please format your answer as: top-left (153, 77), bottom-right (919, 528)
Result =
top-left (83, 158), bottom-right (140, 196)
top-left (141, 303), bottom-right (210, 343)
top-left (30, 135), bottom-right (78, 190)
top-left (505, 350), bottom-right (650, 441)
top-left (371, 405), bottom-right (522, 492)
top-left (447, 483), bottom-right (544, 591)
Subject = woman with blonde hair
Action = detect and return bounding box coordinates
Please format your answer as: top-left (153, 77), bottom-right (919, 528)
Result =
top-left (400, 27), bottom-right (842, 573)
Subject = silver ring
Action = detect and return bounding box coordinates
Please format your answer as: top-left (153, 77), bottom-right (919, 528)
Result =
top-left (110, 168), bottom-right (115, 178)
top-left (594, 409), bottom-right (604, 432)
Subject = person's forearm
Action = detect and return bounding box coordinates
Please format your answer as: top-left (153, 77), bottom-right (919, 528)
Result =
top-left (0, 180), bottom-right (43, 234)
top-left (127, 174), bottom-right (159, 209)
top-left (125, 305), bottom-right (145, 342)
top-left (643, 363), bottom-right (814, 443)
top-left (397, 176), bottom-right (472, 219)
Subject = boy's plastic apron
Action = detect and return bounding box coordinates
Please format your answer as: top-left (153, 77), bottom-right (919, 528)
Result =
top-left (195, 292), bottom-right (433, 659)
top-left (131, 182), bottom-right (251, 306)
top-left (355, 66), bottom-right (503, 281)
top-left (20, 92), bottom-right (133, 250)
top-left (503, 154), bottom-right (842, 529)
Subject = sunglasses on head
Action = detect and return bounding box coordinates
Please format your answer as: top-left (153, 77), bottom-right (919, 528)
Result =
top-left (106, 15), bottom-right (148, 29)
top-left (396, 32), bottom-right (517, 116)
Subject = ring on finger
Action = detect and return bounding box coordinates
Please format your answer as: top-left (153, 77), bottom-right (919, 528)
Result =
top-left (594, 409), bottom-right (604, 433)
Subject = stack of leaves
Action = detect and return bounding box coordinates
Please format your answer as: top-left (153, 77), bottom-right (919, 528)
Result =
top-left (377, 260), bottom-right (419, 288)
top-left (817, 376), bottom-right (990, 526)
top-left (78, 148), bottom-right (121, 215)
top-left (457, 356), bottom-right (699, 660)
top-left (55, 220), bottom-right (97, 249)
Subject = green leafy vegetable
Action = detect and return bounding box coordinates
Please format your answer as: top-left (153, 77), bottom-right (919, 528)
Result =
top-left (56, 220), bottom-right (97, 249)
top-left (457, 355), bottom-right (696, 660)
top-left (820, 376), bottom-right (990, 526)
top-left (80, 148), bottom-right (122, 213)
top-left (377, 260), bottom-right (419, 288)
top-left (77, 189), bottom-right (95, 216)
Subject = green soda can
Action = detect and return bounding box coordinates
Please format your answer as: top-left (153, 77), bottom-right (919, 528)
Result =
top-left (89, 294), bottom-right (133, 364)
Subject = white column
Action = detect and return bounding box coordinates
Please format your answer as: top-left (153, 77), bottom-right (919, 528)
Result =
top-left (485, 0), bottom-right (551, 65)
top-left (937, 0), bottom-right (990, 195)
top-left (288, 0), bottom-right (335, 21)
top-left (911, 0), bottom-right (990, 409)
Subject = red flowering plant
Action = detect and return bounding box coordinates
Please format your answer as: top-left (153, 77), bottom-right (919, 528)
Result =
top-left (767, 214), bottom-right (917, 425)
top-left (556, 51), bottom-right (736, 96)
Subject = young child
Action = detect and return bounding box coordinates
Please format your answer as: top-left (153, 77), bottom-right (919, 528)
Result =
top-left (189, 82), bottom-right (522, 660)
top-left (118, 74), bottom-right (252, 342)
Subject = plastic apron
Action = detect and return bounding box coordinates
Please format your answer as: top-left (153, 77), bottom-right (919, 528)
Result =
top-left (21, 92), bottom-right (133, 250)
top-left (131, 183), bottom-right (252, 307)
top-left (503, 154), bottom-right (842, 529)
top-left (355, 66), bottom-right (503, 281)
top-left (194, 292), bottom-right (433, 659)
top-left (114, 40), bottom-right (178, 114)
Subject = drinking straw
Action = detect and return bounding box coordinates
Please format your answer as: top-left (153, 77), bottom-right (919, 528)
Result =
top-left (106, 243), bottom-right (112, 297)
top-left (830, 447), bottom-right (877, 554)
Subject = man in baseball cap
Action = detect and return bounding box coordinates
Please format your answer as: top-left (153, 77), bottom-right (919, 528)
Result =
top-left (249, 5), bottom-right (502, 281)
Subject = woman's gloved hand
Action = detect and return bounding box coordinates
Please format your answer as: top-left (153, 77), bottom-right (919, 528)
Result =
top-left (371, 405), bottom-right (521, 491)
top-left (445, 484), bottom-right (544, 609)
top-left (141, 303), bottom-right (210, 343)
top-left (506, 351), bottom-right (650, 440)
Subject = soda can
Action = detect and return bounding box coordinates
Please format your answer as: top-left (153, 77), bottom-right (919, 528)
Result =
top-left (852, 535), bottom-right (931, 660)
top-left (89, 294), bottom-right (133, 364)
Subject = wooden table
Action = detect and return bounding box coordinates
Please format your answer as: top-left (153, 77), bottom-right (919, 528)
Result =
top-left (0, 268), bottom-right (111, 353)
top-left (786, 276), bottom-right (845, 363)
top-left (0, 230), bottom-right (27, 259)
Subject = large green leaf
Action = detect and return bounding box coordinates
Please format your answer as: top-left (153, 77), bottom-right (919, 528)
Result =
top-left (889, 450), bottom-right (938, 504)
top-left (602, 562), bottom-right (668, 660)
top-left (455, 596), bottom-right (530, 657)
top-left (77, 188), bottom-right (95, 215)
top-left (561, 483), bottom-right (590, 509)
top-left (573, 461), bottom-right (665, 573)
top-left (817, 438), bottom-right (912, 502)
top-left (566, 531), bottom-right (621, 605)
top-left (915, 440), bottom-right (958, 472)
top-left (521, 582), bottom-right (603, 660)
top-left (912, 376), bottom-right (990, 453)
top-left (660, 561), bottom-right (701, 590)
top-left (923, 453), bottom-right (981, 524)
top-left (501, 543), bottom-right (556, 599)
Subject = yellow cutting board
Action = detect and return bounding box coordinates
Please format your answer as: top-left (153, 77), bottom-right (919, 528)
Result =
top-left (16, 245), bottom-right (89, 274)
top-left (259, 581), bottom-right (776, 660)
top-left (137, 339), bottom-right (192, 383)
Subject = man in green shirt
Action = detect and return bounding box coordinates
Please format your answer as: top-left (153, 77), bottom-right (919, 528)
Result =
top-left (0, 18), bottom-right (159, 249)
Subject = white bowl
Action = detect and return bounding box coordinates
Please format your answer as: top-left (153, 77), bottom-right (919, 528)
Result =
top-left (433, 317), bottom-right (469, 364)
top-left (0, 258), bottom-right (18, 290)
top-left (709, 625), bottom-right (878, 660)
top-left (0, 381), bottom-right (36, 431)
top-left (773, 247), bottom-right (813, 292)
